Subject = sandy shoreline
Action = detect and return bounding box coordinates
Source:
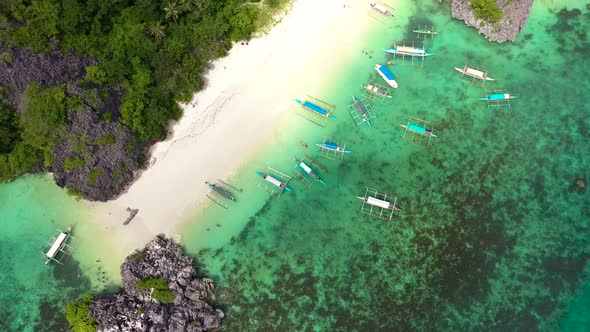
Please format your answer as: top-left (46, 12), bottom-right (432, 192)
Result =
top-left (87, 0), bottom-right (378, 254)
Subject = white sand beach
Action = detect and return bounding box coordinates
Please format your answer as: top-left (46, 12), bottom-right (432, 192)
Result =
top-left (87, 0), bottom-right (379, 253)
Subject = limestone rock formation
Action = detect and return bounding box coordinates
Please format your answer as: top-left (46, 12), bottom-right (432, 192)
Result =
top-left (89, 236), bottom-right (224, 332)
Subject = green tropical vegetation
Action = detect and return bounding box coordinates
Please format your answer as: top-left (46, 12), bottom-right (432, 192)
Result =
top-left (64, 294), bottom-right (98, 332)
top-left (136, 277), bottom-right (176, 304)
top-left (0, 0), bottom-right (291, 189)
top-left (470, 0), bottom-right (505, 23)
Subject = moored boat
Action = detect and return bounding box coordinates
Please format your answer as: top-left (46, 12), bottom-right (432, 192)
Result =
top-left (479, 93), bottom-right (516, 101)
top-left (206, 181), bottom-right (235, 201)
top-left (295, 159), bottom-right (325, 184)
top-left (384, 46), bottom-right (432, 57)
top-left (44, 226), bottom-right (72, 265)
top-left (399, 123), bottom-right (437, 137)
top-left (352, 96), bottom-right (372, 127)
top-left (370, 3), bottom-right (393, 17)
top-left (361, 83), bottom-right (392, 98)
top-left (454, 66), bottom-right (494, 81)
top-left (256, 171), bottom-right (292, 192)
top-left (315, 141), bottom-right (351, 154)
top-left (375, 64), bottom-right (398, 88)
top-left (295, 99), bottom-right (336, 119)
top-left (413, 28), bottom-right (437, 35)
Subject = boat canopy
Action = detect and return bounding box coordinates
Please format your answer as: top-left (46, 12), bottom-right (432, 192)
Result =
top-left (265, 175), bottom-right (283, 187)
top-left (324, 142), bottom-right (338, 149)
top-left (304, 101), bottom-right (328, 115)
top-left (408, 124), bottom-right (427, 134)
top-left (354, 100), bottom-right (366, 113)
top-left (367, 196), bottom-right (391, 209)
top-left (298, 162), bottom-right (312, 173)
top-left (397, 45), bottom-right (422, 53)
top-left (378, 65), bottom-right (395, 80)
top-left (373, 4), bottom-right (389, 14)
top-left (46, 232), bottom-right (68, 258)
top-left (465, 67), bottom-right (485, 78)
top-left (488, 93), bottom-right (510, 100)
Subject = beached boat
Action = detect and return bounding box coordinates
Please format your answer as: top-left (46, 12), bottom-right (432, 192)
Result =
top-left (44, 226), bottom-right (72, 265)
top-left (361, 83), bottom-right (392, 98)
top-left (351, 96), bottom-right (372, 127)
top-left (295, 99), bottom-right (336, 119)
top-left (315, 141), bottom-right (351, 154)
top-left (295, 158), bottom-right (325, 184)
top-left (399, 123), bottom-right (437, 137)
top-left (206, 181), bottom-right (235, 201)
top-left (384, 45), bottom-right (432, 57)
top-left (375, 64), bottom-right (398, 88)
top-left (454, 66), bottom-right (494, 81)
top-left (370, 3), bottom-right (394, 17)
top-left (479, 93), bottom-right (516, 101)
top-left (256, 171), bottom-right (293, 192)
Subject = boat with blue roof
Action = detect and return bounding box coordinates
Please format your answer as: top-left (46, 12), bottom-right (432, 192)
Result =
top-left (295, 99), bottom-right (336, 119)
top-left (479, 92), bottom-right (515, 102)
top-left (316, 141), bottom-right (351, 154)
top-left (375, 64), bottom-right (398, 88)
top-left (384, 45), bottom-right (432, 57)
top-left (400, 123), bottom-right (437, 138)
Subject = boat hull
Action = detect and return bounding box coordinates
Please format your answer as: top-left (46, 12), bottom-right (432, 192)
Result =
top-left (316, 143), bottom-right (351, 153)
top-left (400, 124), bottom-right (437, 138)
top-left (375, 64), bottom-right (398, 89)
top-left (384, 49), bottom-right (432, 57)
top-left (454, 67), bottom-right (495, 81)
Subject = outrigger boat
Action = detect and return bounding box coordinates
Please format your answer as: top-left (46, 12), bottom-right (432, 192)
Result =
top-left (294, 158), bottom-right (326, 185)
top-left (384, 45), bottom-right (432, 57)
top-left (375, 64), bottom-right (398, 88)
top-left (256, 171), bottom-right (293, 192)
top-left (44, 225), bottom-right (73, 265)
top-left (361, 83), bottom-right (392, 99)
top-left (295, 99), bottom-right (336, 119)
top-left (413, 27), bottom-right (437, 35)
top-left (454, 66), bottom-right (494, 81)
top-left (479, 92), bottom-right (516, 101)
top-left (351, 96), bottom-right (372, 127)
top-left (400, 123), bottom-right (437, 137)
top-left (206, 181), bottom-right (235, 201)
top-left (370, 3), bottom-right (394, 17)
top-left (316, 141), bottom-right (351, 154)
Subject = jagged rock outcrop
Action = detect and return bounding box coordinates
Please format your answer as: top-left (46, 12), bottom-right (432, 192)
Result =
top-left (0, 42), bottom-right (143, 200)
top-left (90, 236), bottom-right (224, 332)
top-left (443, 0), bottom-right (534, 43)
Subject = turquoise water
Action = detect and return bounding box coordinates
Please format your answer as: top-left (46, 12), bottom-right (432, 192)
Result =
top-left (182, 0), bottom-right (590, 330)
top-left (0, 175), bottom-right (120, 331)
top-left (2, 0), bottom-right (589, 330)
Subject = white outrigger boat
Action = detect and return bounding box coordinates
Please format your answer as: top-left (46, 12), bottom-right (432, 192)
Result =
top-left (384, 45), bottom-right (432, 57)
top-left (375, 64), bottom-right (398, 88)
top-left (361, 83), bottom-right (392, 99)
top-left (43, 225), bottom-right (73, 265)
top-left (256, 171), bottom-right (293, 192)
top-left (370, 3), bottom-right (394, 17)
top-left (454, 66), bottom-right (494, 81)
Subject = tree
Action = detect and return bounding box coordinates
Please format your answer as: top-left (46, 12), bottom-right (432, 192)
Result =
top-left (163, 2), bottom-right (180, 22)
top-left (146, 21), bottom-right (166, 40)
top-left (0, 104), bottom-right (21, 153)
top-left (65, 294), bottom-right (98, 332)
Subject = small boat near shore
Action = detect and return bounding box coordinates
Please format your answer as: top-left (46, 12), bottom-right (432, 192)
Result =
top-left (370, 3), bottom-right (394, 17)
top-left (413, 26), bottom-right (437, 36)
top-left (375, 64), bottom-right (398, 88)
top-left (206, 181), bottom-right (235, 201)
top-left (399, 124), bottom-right (437, 137)
top-left (454, 66), bottom-right (494, 81)
top-left (43, 225), bottom-right (73, 265)
top-left (295, 158), bottom-right (326, 185)
top-left (351, 96), bottom-right (372, 127)
top-left (295, 99), bottom-right (336, 119)
top-left (361, 83), bottom-right (392, 99)
top-left (384, 45), bottom-right (432, 57)
top-left (315, 141), bottom-right (351, 154)
top-left (256, 171), bottom-right (293, 192)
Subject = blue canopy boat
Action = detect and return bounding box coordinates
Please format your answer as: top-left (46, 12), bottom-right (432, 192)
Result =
top-left (352, 96), bottom-right (372, 127)
top-left (384, 45), bottom-right (432, 57)
top-left (400, 123), bottom-right (437, 137)
top-left (256, 171), bottom-right (292, 192)
top-left (295, 99), bottom-right (336, 119)
top-left (375, 64), bottom-right (398, 88)
top-left (315, 141), bottom-right (351, 154)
